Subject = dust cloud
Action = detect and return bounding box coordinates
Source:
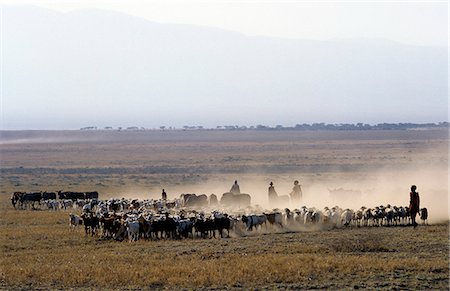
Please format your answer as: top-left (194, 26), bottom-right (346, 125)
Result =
top-left (145, 165), bottom-right (448, 224)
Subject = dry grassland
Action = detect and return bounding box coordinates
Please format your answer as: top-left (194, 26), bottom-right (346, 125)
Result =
top-left (0, 206), bottom-right (448, 289)
top-left (0, 129), bottom-right (449, 289)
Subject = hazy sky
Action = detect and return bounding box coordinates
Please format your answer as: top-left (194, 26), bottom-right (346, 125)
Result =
top-left (1, 0), bottom-right (448, 46)
top-left (0, 1), bottom-right (448, 129)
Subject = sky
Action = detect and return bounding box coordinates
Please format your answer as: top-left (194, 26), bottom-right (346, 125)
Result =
top-left (0, 1), bottom-right (448, 129)
top-left (1, 0), bottom-right (448, 46)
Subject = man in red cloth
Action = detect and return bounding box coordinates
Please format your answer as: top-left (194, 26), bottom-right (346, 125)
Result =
top-left (409, 185), bottom-right (420, 228)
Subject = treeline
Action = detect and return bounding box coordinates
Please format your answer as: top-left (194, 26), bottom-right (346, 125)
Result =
top-left (213, 122), bottom-right (449, 131)
top-left (80, 122), bottom-right (449, 131)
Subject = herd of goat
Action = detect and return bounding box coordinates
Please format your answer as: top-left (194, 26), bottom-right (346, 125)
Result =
top-left (11, 191), bottom-right (429, 242)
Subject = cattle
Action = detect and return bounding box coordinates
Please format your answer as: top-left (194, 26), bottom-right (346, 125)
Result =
top-left (241, 215), bottom-right (266, 231)
top-left (85, 191), bottom-right (99, 200)
top-left (220, 192), bottom-right (251, 208)
top-left (11, 192), bottom-right (23, 209)
top-left (420, 208), bottom-right (428, 225)
top-left (180, 194), bottom-right (209, 207)
top-left (212, 211), bottom-right (232, 238)
top-left (81, 213), bottom-right (99, 236)
top-left (209, 194), bottom-right (219, 206)
top-left (193, 216), bottom-right (215, 238)
top-left (58, 191), bottom-right (85, 201)
top-left (137, 215), bottom-right (153, 239)
top-left (19, 192), bottom-right (42, 209)
top-left (151, 215), bottom-right (178, 239)
top-left (42, 191), bottom-right (57, 200)
top-left (177, 218), bottom-right (195, 239)
top-left (100, 215), bottom-right (119, 239)
top-left (264, 212), bottom-right (283, 228)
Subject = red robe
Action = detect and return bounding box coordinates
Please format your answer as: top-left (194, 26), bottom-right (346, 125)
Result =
top-left (409, 191), bottom-right (420, 214)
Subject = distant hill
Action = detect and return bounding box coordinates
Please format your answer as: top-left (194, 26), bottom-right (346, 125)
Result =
top-left (2, 6), bottom-right (448, 129)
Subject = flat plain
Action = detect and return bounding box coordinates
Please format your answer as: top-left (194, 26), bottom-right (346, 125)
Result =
top-left (0, 129), bottom-right (448, 289)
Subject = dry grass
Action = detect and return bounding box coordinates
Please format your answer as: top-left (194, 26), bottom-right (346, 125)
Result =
top-left (0, 204), bottom-right (448, 289)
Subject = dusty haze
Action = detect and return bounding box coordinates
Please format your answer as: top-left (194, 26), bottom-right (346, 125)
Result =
top-left (1, 129), bottom-right (447, 223)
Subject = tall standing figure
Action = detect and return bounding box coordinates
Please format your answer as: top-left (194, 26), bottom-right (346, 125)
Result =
top-left (230, 180), bottom-right (241, 194)
top-left (268, 182), bottom-right (278, 205)
top-left (290, 180), bottom-right (303, 205)
top-left (409, 185), bottom-right (420, 228)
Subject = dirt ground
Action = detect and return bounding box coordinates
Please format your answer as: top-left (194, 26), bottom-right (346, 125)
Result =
top-left (0, 129), bottom-right (448, 289)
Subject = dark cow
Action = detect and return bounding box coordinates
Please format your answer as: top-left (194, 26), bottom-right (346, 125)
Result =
top-left (194, 217), bottom-right (215, 238)
top-left (264, 212), bottom-right (283, 228)
top-left (19, 192), bottom-right (42, 209)
top-left (220, 192), bottom-right (251, 208)
top-left (81, 212), bottom-right (99, 236)
top-left (85, 191), bottom-right (99, 200)
top-left (42, 191), bottom-right (57, 200)
top-left (151, 215), bottom-right (177, 239)
top-left (209, 194), bottom-right (219, 206)
top-left (100, 215), bottom-right (120, 239)
top-left (214, 216), bottom-right (232, 238)
top-left (180, 194), bottom-right (208, 207)
top-left (11, 192), bottom-right (24, 209)
top-left (420, 208), bottom-right (428, 225)
top-left (58, 191), bottom-right (85, 201)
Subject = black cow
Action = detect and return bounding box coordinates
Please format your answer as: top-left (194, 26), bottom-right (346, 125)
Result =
top-left (81, 213), bottom-right (99, 236)
top-left (19, 192), bottom-right (42, 209)
top-left (214, 216), bottom-right (232, 238)
top-left (42, 191), bottom-right (57, 200)
top-left (11, 192), bottom-right (24, 209)
top-left (85, 191), bottom-right (99, 199)
top-left (180, 194), bottom-right (208, 207)
top-left (58, 191), bottom-right (85, 201)
top-left (220, 192), bottom-right (251, 208)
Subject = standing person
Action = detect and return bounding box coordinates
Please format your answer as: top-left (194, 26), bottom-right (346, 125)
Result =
top-left (290, 180), bottom-right (303, 204)
top-left (230, 180), bottom-right (240, 194)
top-left (409, 185), bottom-right (420, 228)
top-left (161, 189), bottom-right (167, 201)
top-left (268, 182), bottom-right (278, 204)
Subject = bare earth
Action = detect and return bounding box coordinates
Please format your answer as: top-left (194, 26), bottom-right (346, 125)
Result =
top-left (0, 129), bottom-right (448, 289)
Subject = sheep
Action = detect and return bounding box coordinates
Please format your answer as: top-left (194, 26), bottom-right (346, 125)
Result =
top-left (69, 213), bottom-right (82, 231)
top-left (126, 219), bottom-right (140, 242)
